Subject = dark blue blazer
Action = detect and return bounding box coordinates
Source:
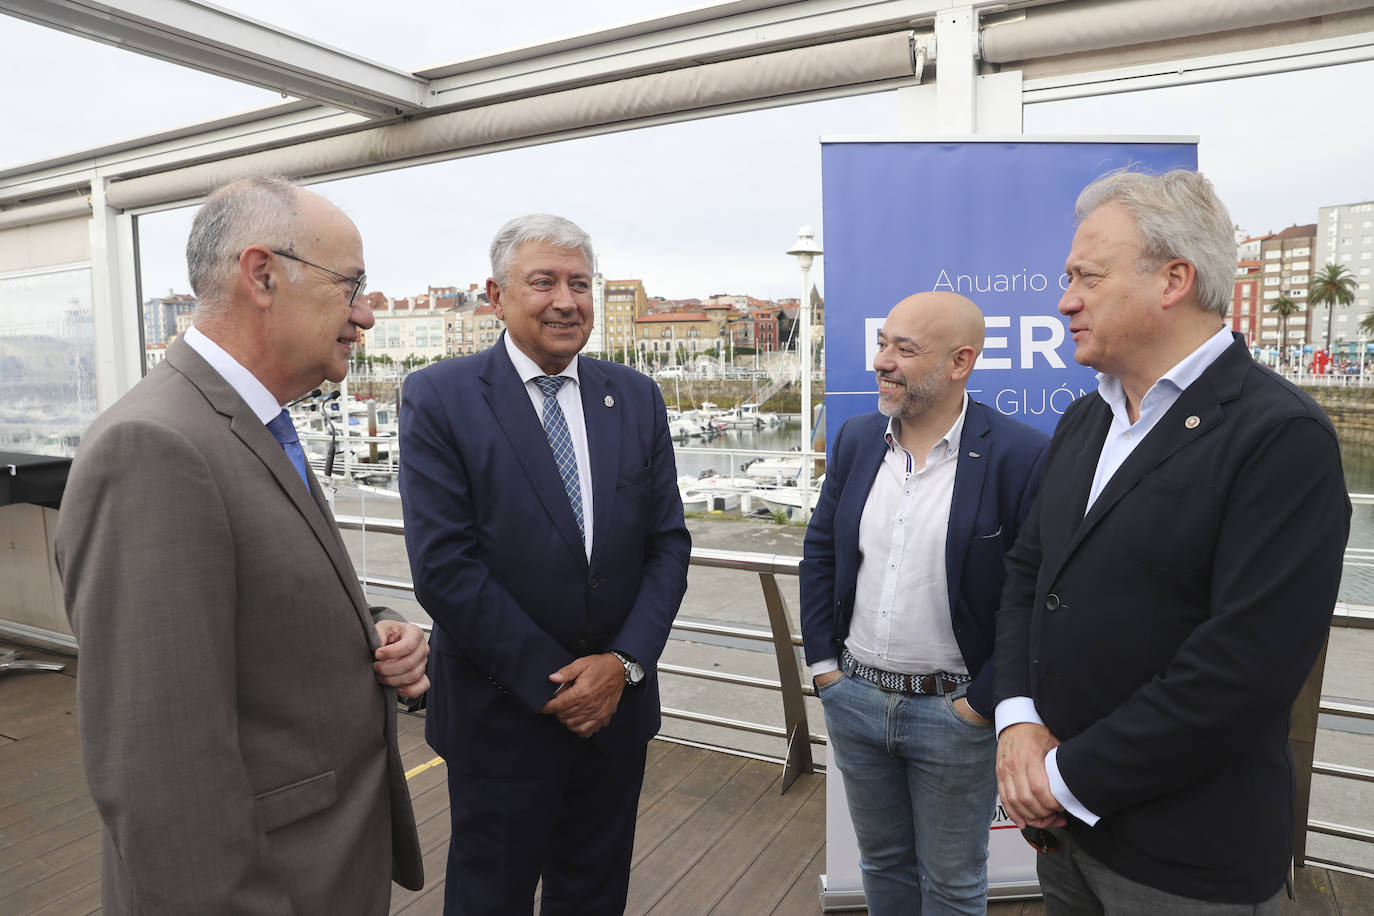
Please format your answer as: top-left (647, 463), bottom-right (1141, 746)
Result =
top-left (800, 400), bottom-right (1048, 719)
top-left (398, 336), bottom-right (690, 772)
top-left (994, 336), bottom-right (1350, 903)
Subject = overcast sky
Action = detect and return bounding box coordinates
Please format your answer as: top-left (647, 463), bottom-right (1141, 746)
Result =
top-left (4, 2), bottom-right (1372, 302)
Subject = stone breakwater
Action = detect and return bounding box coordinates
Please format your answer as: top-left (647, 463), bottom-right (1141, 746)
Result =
top-left (1304, 387), bottom-right (1374, 447)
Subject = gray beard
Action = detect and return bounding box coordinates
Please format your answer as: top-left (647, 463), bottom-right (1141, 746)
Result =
top-left (876, 373), bottom-right (941, 420)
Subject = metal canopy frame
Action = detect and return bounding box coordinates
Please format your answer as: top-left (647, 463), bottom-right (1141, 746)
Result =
top-left (2, 0), bottom-right (1372, 406)
top-left (0, 0), bottom-right (427, 117)
top-left (2, 0), bottom-right (1372, 210)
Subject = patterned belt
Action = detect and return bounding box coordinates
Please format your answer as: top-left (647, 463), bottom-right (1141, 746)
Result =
top-left (841, 648), bottom-right (971, 697)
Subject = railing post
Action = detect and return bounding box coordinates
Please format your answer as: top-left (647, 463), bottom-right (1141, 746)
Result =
top-left (757, 570), bottom-right (813, 793)
top-left (1291, 632), bottom-right (1331, 867)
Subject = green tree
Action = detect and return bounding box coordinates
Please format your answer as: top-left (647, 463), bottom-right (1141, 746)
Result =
top-left (1309, 263), bottom-right (1358, 354)
top-left (1268, 292), bottom-right (1302, 365)
top-left (1359, 311), bottom-right (1374, 336)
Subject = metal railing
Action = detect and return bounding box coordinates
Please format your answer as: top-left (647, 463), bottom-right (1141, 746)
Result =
top-left (331, 485), bottom-right (1374, 864)
top-left (333, 488), bottom-right (821, 794)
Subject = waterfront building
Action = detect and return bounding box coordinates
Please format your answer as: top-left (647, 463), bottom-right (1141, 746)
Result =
top-left (368, 296), bottom-right (449, 365)
top-left (142, 295), bottom-right (199, 354)
top-left (1232, 260), bottom-right (1263, 345)
top-left (1313, 201), bottom-right (1374, 353)
top-left (1257, 224), bottom-right (1316, 350)
top-left (603, 279), bottom-right (647, 358)
top-left (635, 310), bottom-right (719, 359)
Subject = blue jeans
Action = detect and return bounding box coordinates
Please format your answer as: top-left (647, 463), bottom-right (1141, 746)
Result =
top-left (819, 670), bottom-right (998, 916)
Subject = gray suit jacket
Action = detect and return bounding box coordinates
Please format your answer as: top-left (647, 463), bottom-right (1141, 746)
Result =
top-left (55, 337), bottom-right (423, 915)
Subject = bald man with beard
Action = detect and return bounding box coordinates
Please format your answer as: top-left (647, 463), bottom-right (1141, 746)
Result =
top-left (800, 291), bottom-right (1049, 914)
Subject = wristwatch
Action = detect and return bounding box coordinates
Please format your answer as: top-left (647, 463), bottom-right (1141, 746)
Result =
top-left (610, 651), bottom-right (645, 687)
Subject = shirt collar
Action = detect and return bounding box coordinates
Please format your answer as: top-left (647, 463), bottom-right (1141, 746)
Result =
top-left (183, 325), bottom-right (283, 424)
top-left (882, 391), bottom-right (969, 461)
top-left (503, 331), bottom-right (580, 387)
top-left (1096, 326), bottom-right (1233, 415)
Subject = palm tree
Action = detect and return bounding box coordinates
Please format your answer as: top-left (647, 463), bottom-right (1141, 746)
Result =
top-left (1309, 263), bottom-right (1358, 355)
top-left (1360, 311), bottom-right (1374, 336)
top-left (1268, 292), bottom-right (1302, 365)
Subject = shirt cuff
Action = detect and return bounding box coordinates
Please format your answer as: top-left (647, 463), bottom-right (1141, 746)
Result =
top-left (810, 658), bottom-right (839, 677)
top-left (994, 696), bottom-right (1044, 737)
top-left (1045, 747), bottom-right (1101, 826)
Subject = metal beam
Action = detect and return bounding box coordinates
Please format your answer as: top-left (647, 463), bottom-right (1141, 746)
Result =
top-left (4, 0), bottom-right (1373, 211)
top-left (423, 0), bottom-right (955, 109)
top-left (1023, 28), bottom-right (1374, 102)
top-left (0, 0), bottom-right (428, 117)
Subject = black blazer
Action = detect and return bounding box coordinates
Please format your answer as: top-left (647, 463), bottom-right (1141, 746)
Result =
top-left (800, 400), bottom-right (1048, 718)
top-left (995, 335), bottom-right (1350, 903)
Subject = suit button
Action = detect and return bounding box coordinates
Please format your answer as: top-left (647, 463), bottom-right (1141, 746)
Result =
top-left (589, 577), bottom-right (600, 589)
top-left (1045, 594), bottom-right (1061, 612)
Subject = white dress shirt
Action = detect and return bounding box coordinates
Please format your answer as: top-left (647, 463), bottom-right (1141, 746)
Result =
top-left (812, 395), bottom-right (969, 678)
top-left (504, 333), bottom-right (595, 561)
top-left (994, 326), bottom-right (1233, 826)
top-left (183, 326), bottom-right (283, 423)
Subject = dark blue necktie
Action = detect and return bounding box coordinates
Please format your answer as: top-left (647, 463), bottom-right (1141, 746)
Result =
top-left (266, 409), bottom-right (310, 489)
top-left (534, 376), bottom-right (584, 542)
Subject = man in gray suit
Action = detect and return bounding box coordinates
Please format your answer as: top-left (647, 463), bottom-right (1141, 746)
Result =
top-left (55, 175), bottom-right (427, 915)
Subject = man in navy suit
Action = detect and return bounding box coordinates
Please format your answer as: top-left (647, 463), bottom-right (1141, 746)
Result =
top-left (399, 214), bottom-right (690, 915)
top-left (994, 169), bottom-right (1349, 912)
top-left (800, 291), bottom-right (1049, 914)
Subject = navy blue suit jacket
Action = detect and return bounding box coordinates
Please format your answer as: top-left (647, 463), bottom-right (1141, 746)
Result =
top-left (800, 400), bottom-right (1048, 719)
top-left (398, 336), bottom-right (690, 773)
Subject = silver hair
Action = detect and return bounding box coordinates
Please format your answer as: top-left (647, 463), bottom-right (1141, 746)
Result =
top-left (1074, 168), bottom-right (1235, 319)
top-left (489, 214), bottom-right (595, 285)
top-left (185, 175), bottom-right (303, 313)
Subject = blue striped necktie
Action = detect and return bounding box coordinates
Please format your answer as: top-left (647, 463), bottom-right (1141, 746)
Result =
top-left (266, 409), bottom-right (311, 489)
top-left (534, 376), bottom-right (584, 541)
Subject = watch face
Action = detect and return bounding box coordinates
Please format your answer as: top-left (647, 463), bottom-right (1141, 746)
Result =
top-left (628, 661), bottom-right (645, 684)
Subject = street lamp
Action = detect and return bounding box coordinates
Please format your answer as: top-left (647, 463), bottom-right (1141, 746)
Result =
top-left (787, 225), bottom-right (823, 522)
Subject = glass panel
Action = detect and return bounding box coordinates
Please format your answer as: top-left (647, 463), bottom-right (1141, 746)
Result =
top-left (217, 1), bottom-right (705, 69)
top-left (0, 266), bottom-right (97, 456)
top-left (1, 19), bottom-right (280, 169)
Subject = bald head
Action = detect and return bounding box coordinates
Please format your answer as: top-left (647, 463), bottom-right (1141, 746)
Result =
top-left (873, 291), bottom-right (985, 427)
top-left (886, 291), bottom-right (986, 358)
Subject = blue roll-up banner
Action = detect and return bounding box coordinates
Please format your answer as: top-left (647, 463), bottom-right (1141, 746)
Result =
top-left (821, 138), bottom-right (1198, 438)
top-left (817, 138), bottom-right (1198, 906)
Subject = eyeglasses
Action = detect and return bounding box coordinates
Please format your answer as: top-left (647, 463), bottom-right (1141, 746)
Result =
top-left (270, 249), bottom-right (367, 308)
top-left (1021, 826), bottom-right (1060, 854)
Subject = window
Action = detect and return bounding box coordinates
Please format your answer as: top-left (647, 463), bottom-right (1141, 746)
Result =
top-left (1265, 250), bottom-right (1281, 259)
top-left (1264, 262), bottom-right (1281, 272)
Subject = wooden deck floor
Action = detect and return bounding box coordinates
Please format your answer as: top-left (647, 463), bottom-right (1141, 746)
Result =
top-left (3, 645), bottom-right (1372, 915)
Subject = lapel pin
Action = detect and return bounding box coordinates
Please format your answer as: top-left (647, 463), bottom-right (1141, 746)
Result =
top-left (1185, 415), bottom-right (1200, 429)
top-left (968, 451), bottom-right (981, 458)
top-left (604, 395), bottom-right (615, 408)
